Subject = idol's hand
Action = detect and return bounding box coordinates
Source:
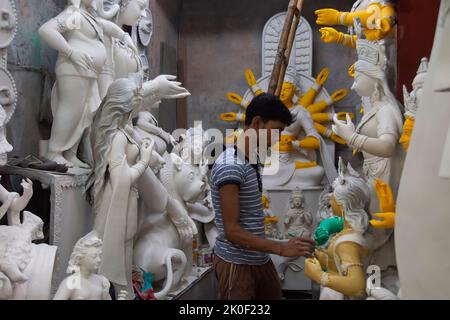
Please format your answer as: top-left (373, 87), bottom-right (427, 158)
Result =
top-left (69, 49), bottom-right (95, 71)
top-left (315, 9), bottom-right (342, 26)
top-left (332, 113), bottom-right (355, 142)
top-left (304, 258), bottom-right (324, 283)
top-left (149, 75), bottom-right (191, 100)
top-left (319, 27), bottom-right (341, 44)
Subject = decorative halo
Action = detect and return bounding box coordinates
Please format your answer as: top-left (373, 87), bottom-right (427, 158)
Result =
top-left (138, 8), bottom-right (153, 47)
top-left (0, 0), bottom-right (18, 49)
top-left (0, 66), bottom-right (17, 124)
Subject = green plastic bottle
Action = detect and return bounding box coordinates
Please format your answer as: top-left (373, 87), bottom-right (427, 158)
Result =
top-left (314, 216), bottom-right (345, 246)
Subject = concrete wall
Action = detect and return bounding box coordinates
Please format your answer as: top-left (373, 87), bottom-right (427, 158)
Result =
top-left (148, 0), bottom-right (183, 132)
top-left (179, 0), bottom-right (360, 133)
top-left (148, 0), bottom-right (181, 79)
top-left (6, 0), bottom-right (66, 158)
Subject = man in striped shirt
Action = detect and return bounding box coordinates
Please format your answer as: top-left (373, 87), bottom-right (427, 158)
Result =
top-left (211, 93), bottom-right (315, 300)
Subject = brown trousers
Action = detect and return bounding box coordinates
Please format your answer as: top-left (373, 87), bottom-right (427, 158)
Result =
top-left (213, 255), bottom-right (282, 300)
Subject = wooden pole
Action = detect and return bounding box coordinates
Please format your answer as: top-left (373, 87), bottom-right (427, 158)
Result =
top-left (268, 0), bottom-right (305, 96)
top-left (276, 0), bottom-right (305, 97)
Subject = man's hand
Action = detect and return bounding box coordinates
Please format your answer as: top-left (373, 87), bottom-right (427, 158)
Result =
top-left (279, 237), bottom-right (315, 258)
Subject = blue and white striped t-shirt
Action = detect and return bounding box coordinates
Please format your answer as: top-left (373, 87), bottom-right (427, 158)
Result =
top-left (210, 146), bottom-right (269, 265)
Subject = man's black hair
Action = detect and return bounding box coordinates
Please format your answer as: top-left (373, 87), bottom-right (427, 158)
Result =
top-left (244, 93), bottom-right (293, 126)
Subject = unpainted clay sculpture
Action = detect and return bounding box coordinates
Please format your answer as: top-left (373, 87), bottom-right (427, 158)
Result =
top-left (54, 231), bottom-right (111, 300)
top-left (38, 0), bottom-right (140, 168)
top-left (0, 179), bottom-right (57, 300)
top-left (89, 74), bottom-right (155, 297)
top-left (284, 187), bottom-right (313, 239)
top-left (134, 152), bottom-right (207, 300)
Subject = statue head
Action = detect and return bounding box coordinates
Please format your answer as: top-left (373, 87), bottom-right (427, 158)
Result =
top-left (352, 18), bottom-right (389, 99)
top-left (167, 153), bottom-right (207, 204)
top-left (280, 68), bottom-right (299, 107)
top-left (290, 187), bottom-right (304, 209)
top-left (331, 158), bottom-right (371, 233)
top-left (99, 0), bottom-right (148, 26)
top-left (67, 231), bottom-right (102, 274)
top-left (90, 73), bottom-right (143, 207)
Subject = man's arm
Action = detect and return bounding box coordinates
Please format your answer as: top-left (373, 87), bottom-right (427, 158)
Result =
top-left (219, 184), bottom-right (315, 258)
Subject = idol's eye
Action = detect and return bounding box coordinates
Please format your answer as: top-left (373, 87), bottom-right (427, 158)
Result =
top-left (188, 172), bottom-right (195, 181)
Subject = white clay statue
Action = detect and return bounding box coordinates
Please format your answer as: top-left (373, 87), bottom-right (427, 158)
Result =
top-left (89, 74), bottom-right (154, 297)
top-left (54, 231), bottom-right (111, 300)
top-left (0, 179), bottom-right (57, 300)
top-left (284, 187), bottom-right (313, 239)
top-left (38, 0), bottom-right (139, 168)
top-left (332, 19), bottom-right (404, 281)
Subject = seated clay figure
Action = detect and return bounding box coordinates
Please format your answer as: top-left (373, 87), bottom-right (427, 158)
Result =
top-left (54, 231), bottom-right (111, 300)
top-left (284, 188), bottom-right (313, 239)
top-left (304, 158), bottom-right (373, 300)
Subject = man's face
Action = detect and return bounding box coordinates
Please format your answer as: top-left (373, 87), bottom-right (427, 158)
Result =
top-left (244, 117), bottom-right (286, 165)
top-left (259, 119), bottom-right (286, 149)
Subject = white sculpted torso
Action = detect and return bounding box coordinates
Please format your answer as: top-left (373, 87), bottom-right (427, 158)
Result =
top-left (112, 39), bottom-right (141, 79)
top-left (66, 274), bottom-right (109, 300)
top-left (357, 100), bottom-right (403, 191)
top-left (55, 8), bottom-right (107, 77)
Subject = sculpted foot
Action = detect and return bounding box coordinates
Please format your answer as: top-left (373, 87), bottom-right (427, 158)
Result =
top-left (67, 155), bottom-right (91, 169)
top-left (48, 154), bottom-right (74, 168)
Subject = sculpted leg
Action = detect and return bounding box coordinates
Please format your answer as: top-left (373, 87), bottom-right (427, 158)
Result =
top-left (47, 76), bottom-right (95, 166)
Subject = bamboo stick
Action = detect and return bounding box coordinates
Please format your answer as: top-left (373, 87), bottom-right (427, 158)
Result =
top-left (275, 0), bottom-right (305, 97)
top-left (267, 0), bottom-right (297, 95)
top-left (268, 0), bottom-right (305, 97)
